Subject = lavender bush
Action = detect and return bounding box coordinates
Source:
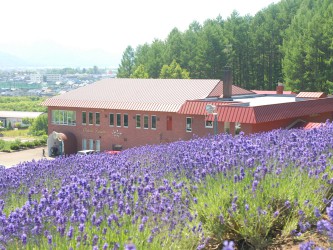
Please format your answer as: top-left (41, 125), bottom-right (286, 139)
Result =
top-left (0, 121), bottom-right (333, 249)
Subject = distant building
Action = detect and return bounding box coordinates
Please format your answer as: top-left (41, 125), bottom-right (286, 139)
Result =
top-left (45, 74), bottom-right (61, 82)
top-left (42, 72), bottom-right (333, 156)
top-left (0, 111), bottom-right (43, 128)
top-left (30, 73), bottom-right (43, 83)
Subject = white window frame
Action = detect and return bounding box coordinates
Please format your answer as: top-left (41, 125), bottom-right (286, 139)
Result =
top-left (88, 112), bottom-right (93, 125)
top-left (136, 114), bottom-right (141, 128)
top-left (224, 121), bottom-right (230, 133)
top-left (123, 114), bottom-right (128, 128)
top-left (82, 139), bottom-right (87, 150)
top-left (116, 113), bottom-right (121, 127)
top-left (144, 115), bottom-right (149, 129)
top-left (95, 140), bottom-right (100, 152)
top-left (186, 117), bottom-right (192, 132)
top-left (151, 115), bottom-right (157, 130)
top-left (89, 139), bottom-right (94, 150)
top-left (95, 112), bottom-right (100, 126)
top-left (205, 120), bottom-right (213, 128)
top-left (109, 113), bottom-right (114, 127)
top-left (51, 110), bottom-right (76, 126)
top-left (82, 111), bottom-right (86, 125)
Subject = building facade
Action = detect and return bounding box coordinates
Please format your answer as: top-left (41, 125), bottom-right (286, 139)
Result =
top-left (43, 77), bottom-right (333, 155)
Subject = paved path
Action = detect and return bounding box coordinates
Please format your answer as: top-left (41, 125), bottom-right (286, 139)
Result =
top-left (0, 147), bottom-right (53, 168)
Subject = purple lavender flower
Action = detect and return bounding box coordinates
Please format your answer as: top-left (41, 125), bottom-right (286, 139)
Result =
top-left (314, 207), bottom-right (321, 218)
top-left (47, 234), bottom-right (52, 245)
top-left (222, 240), bottom-right (234, 250)
top-left (124, 243), bottom-right (136, 250)
top-left (299, 241), bottom-right (314, 250)
top-left (21, 233), bottom-right (27, 245)
top-left (67, 226), bottom-right (74, 239)
top-left (252, 180), bottom-right (259, 192)
top-left (92, 235), bottom-right (99, 246)
top-left (273, 210), bottom-right (279, 218)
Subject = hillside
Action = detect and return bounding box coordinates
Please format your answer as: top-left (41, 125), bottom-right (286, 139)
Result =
top-left (0, 42), bottom-right (120, 69)
top-left (0, 51), bottom-right (30, 68)
top-left (0, 123), bottom-right (333, 249)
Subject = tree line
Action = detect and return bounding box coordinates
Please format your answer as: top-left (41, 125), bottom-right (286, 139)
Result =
top-left (117, 0), bottom-right (333, 93)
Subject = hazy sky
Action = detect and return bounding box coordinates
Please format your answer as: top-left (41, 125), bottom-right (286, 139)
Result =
top-left (1, 0), bottom-right (277, 58)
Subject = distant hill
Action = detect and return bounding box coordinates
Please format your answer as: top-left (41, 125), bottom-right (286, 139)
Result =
top-left (0, 51), bottom-right (30, 68)
top-left (0, 42), bottom-right (121, 69)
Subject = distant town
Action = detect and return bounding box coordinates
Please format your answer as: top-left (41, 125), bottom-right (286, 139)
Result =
top-left (0, 67), bottom-right (118, 97)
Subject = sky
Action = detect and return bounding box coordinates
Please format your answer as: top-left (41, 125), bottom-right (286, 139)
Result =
top-left (1, 0), bottom-right (277, 66)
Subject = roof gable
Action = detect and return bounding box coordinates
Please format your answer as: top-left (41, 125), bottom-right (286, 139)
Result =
top-left (207, 81), bottom-right (254, 97)
top-left (296, 92), bottom-right (326, 98)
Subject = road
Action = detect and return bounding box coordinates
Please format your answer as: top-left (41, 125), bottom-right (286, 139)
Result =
top-left (0, 146), bottom-right (53, 168)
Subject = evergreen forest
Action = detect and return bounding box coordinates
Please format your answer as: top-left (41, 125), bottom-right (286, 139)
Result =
top-left (117, 0), bottom-right (333, 93)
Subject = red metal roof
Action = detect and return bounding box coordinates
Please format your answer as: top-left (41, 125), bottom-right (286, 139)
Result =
top-left (178, 98), bottom-right (333, 124)
top-left (218, 98), bottom-right (333, 123)
top-left (178, 100), bottom-right (240, 115)
top-left (207, 81), bottom-right (254, 97)
top-left (290, 121), bottom-right (324, 130)
top-left (43, 78), bottom-right (222, 112)
top-left (296, 92), bottom-right (326, 98)
top-left (302, 122), bottom-right (324, 129)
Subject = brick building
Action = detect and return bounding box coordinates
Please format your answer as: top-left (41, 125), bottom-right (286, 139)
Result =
top-left (42, 76), bottom-right (333, 156)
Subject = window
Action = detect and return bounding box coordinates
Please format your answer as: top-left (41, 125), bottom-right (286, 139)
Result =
top-left (109, 113), bottom-right (114, 126)
top-left (144, 115), bottom-right (149, 129)
top-left (51, 110), bottom-right (76, 125)
top-left (82, 139), bottom-right (87, 150)
top-left (205, 120), bottom-right (213, 128)
top-left (224, 121), bottom-right (230, 133)
top-left (82, 112), bottom-right (86, 125)
top-left (151, 115), bottom-right (157, 129)
top-left (186, 117), bottom-right (192, 132)
top-left (95, 113), bottom-right (100, 125)
top-left (235, 122), bottom-right (241, 135)
top-left (95, 140), bottom-right (100, 152)
top-left (117, 113), bottom-right (121, 127)
top-left (124, 114), bottom-right (128, 127)
top-left (89, 139), bottom-right (94, 150)
top-left (67, 111), bottom-right (76, 125)
top-left (89, 112), bottom-right (93, 125)
top-left (136, 115), bottom-right (141, 128)
top-left (167, 116), bottom-right (172, 131)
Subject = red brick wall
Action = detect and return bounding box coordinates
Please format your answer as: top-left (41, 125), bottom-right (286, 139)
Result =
top-left (48, 107), bottom-right (222, 153)
top-left (48, 107), bottom-right (333, 154)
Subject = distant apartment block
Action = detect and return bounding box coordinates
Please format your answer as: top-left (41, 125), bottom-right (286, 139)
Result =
top-left (29, 73), bottom-right (62, 83)
top-left (45, 74), bottom-right (61, 82)
top-left (30, 73), bottom-right (43, 83)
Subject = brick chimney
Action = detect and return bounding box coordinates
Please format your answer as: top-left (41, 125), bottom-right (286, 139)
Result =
top-left (276, 82), bottom-right (284, 94)
top-left (223, 66), bottom-right (232, 99)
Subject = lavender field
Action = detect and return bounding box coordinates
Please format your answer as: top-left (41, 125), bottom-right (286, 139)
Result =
top-left (1, 122), bottom-right (333, 249)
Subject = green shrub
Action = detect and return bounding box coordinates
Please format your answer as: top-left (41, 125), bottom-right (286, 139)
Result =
top-left (10, 144), bottom-right (20, 150)
top-left (40, 135), bottom-right (48, 144)
top-left (25, 141), bottom-right (35, 148)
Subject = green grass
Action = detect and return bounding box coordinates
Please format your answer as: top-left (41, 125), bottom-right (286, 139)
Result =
top-left (1, 128), bottom-right (33, 138)
top-left (0, 129), bottom-right (47, 152)
top-left (190, 166), bottom-right (333, 249)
